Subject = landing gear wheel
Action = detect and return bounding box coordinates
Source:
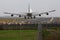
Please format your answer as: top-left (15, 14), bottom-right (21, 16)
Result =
top-left (28, 17), bottom-right (29, 19)
top-left (24, 16), bottom-right (26, 19)
top-left (34, 16), bottom-right (35, 19)
top-left (31, 17), bottom-right (32, 19)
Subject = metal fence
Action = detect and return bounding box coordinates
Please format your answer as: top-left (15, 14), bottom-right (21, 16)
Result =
top-left (0, 24), bottom-right (60, 30)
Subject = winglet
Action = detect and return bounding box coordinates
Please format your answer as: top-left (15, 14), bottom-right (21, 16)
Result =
top-left (49, 10), bottom-right (56, 12)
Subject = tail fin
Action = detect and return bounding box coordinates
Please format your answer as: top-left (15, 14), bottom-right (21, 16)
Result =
top-left (28, 3), bottom-right (30, 13)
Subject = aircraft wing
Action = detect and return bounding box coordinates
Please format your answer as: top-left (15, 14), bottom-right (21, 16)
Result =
top-left (4, 12), bottom-right (26, 16)
top-left (32, 10), bottom-right (56, 16)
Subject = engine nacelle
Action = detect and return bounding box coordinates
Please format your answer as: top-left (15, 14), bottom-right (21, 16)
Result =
top-left (19, 15), bottom-right (21, 17)
top-left (39, 14), bottom-right (41, 16)
top-left (46, 12), bottom-right (49, 15)
top-left (11, 14), bottom-right (13, 17)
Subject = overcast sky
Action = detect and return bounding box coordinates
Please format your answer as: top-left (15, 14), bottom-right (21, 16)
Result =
top-left (0, 0), bottom-right (59, 17)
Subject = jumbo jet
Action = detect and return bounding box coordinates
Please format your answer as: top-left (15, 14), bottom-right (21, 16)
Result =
top-left (4, 4), bottom-right (56, 19)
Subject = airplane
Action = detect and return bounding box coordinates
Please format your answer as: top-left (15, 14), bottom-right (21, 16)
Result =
top-left (3, 4), bottom-right (56, 19)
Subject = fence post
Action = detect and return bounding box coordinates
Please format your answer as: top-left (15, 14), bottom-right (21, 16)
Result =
top-left (38, 23), bottom-right (42, 40)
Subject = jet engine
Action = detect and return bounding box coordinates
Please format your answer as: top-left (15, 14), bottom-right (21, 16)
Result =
top-left (39, 14), bottom-right (41, 16)
top-left (46, 12), bottom-right (49, 15)
top-left (19, 15), bottom-right (21, 17)
top-left (11, 14), bottom-right (13, 17)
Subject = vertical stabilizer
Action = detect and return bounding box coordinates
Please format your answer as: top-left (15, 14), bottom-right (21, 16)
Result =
top-left (28, 3), bottom-right (30, 13)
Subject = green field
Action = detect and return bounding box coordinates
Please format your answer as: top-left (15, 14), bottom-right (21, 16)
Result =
top-left (0, 30), bottom-right (20, 40)
top-left (20, 30), bottom-right (38, 40)
top-left (0, 27), bottom-right (60, 40)
top-left (0, 30), bottom-right (38, 40)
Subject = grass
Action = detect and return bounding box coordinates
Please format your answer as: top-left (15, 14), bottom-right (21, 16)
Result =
top-left (0, 30), bottom-right (38, 40)
top-left (0, 27), bottom-right (60, 40)
top-left (42, 27), bottom-right (60, 40)
top-left (20, 30), bottom-right (38, 40)
top-left (0, 30), bottom-right (20, 40)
